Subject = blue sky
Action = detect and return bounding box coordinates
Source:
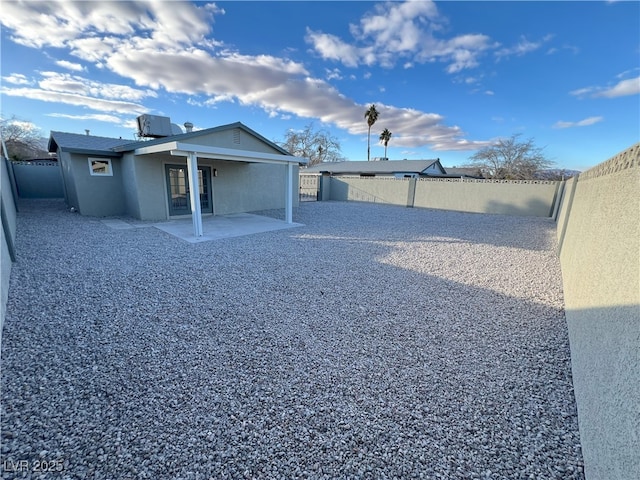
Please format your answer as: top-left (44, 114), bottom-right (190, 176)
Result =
top-left (1, 1), bottom-right (638, 171)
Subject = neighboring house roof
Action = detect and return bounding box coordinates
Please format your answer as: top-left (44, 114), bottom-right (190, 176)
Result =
top-left (304, 159), bottom-right (444, 176)
top-left (441, 167), bottom-right (484, 178)
top-left (49, 122), bottom-right (292, 157)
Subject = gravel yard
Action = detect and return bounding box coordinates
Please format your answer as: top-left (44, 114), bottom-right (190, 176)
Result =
top-left (1, 199), bottom-right (583, 479)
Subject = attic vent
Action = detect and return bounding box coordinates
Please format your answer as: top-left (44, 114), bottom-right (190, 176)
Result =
top-left (233, 129), bottom-right (241, 145)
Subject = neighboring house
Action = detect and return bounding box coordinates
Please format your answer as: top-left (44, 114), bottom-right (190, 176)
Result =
top-left (303, 159), bottom-right (447, 178)
top-left (48, 119), bottom-right (306, 230)
top-left (303, 159), bottom-right (482, 179)
top-left (441, 167), bottom-right (485, 179)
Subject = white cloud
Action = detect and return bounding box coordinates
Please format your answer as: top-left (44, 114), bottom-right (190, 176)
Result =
top-left (1, 1), bottom-right (221, 51)
top-left (46, 113), bottom-right (124, 124)
top-left (2, 73), bottom-right (32, 85)
top-left (325, 68), bottom-right (343, 81)
top-left (1, 86), bottom-right (148, 115)
top-left (36, 71), bottom-right (157, 102)
top-left (553, 116), bottom-right (604, 129)
top-left (306, 0), bottom-right (495, 74)
top-left (571, 75), bottom-right (640, 98)
top-left (55, 60), bottom-right (85, 72)
top-left (0, 0), bottom-right (489, 152)
top-left (546, 44), bottom-right (580, 55)
top-left (495, 34), bottom-right (553, 60)
top-left (597, 77), bottom-right (640, 98)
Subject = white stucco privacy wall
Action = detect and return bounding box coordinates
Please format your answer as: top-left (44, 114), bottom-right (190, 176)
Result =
top-left (557, 143), bottom-right (639, 480)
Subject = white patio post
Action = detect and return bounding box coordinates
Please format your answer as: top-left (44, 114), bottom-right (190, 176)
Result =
top-left (186, 151), bottom-right (203, 237)
top-left (285, 162), bottom-right (293, 224)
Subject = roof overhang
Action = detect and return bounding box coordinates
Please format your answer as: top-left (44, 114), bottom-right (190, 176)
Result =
top-left (133, 141), bottom-right (307, 165)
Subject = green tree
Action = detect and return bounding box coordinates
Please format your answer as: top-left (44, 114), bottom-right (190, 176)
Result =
top-left (379, 128), bottom-right (392, 160)
top-left (466, 134), bottom-right (553, 179)
top-left (278, 123), bottom-right (344, 167)
top-left (364, 104), bottom-right (379, 161)
top-left (0, 116), bottom-right (48, 161)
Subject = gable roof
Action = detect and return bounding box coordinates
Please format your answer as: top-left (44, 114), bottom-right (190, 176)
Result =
top-left (49, 122), bottom-right (291, 157)
top-left (304, 159), bottom-right (444, 175)
top-left (112, 122), bottom-right (291, 156)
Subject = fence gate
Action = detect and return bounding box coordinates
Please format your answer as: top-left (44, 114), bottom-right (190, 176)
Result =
top-left (299, 174), bottom-right (320, 202)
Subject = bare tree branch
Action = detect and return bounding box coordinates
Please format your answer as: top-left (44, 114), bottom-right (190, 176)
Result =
top-left (1, 115), bottom-right (48, 161)
top-left (277, 123), bottom-right (345, 167)
top-left (465, 134), bottom-right (553, 179)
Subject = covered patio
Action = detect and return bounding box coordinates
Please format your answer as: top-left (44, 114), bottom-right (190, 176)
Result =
top-left (121, 140), bottom-right (303, 239)
top-left (101, 211), bottom-right (304, 243)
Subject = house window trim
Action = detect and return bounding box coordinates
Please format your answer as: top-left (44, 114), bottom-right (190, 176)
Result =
top-left (88, 158), bottom-right (113, 177)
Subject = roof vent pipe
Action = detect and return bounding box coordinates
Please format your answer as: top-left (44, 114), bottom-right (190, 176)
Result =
top-left (184, 122), bottom-right (193, 133)
top-left (85, 129), bottom-right (90, 136)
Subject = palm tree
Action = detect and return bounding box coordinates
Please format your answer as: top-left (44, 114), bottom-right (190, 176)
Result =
top-left (364, 104), bottom-right (379, 161)
top-left (379, 128), bottom-right (392, 160)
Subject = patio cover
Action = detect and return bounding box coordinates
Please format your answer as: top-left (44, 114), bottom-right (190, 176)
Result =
top-left (132, 141), bottom-right (308, 238)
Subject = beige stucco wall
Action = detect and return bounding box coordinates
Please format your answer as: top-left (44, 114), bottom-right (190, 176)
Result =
top-left (329, 177), bottom-right (412, 206)
top-left (414, 178), bottom-right (560, 216)
top-left (187, 127), bottom-right (283, 154)
top-left (557, 143), bottom-right (639, 480)
top-left (211, 161), bottom-right (299, 215)
top-left (327, 176), bottom-right (560, 216)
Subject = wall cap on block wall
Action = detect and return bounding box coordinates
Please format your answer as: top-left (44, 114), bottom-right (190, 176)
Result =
top-left (579, 143), bottom-right (639, 181)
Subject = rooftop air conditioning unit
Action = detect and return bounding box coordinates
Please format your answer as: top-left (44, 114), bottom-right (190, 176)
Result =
top-left (137, 114), bottom-right (174, 138)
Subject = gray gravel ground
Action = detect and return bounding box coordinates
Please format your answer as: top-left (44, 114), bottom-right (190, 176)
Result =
top-left (1, 199), bottom-right (583, 479)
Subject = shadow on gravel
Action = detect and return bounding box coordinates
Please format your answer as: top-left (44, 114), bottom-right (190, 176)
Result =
top-left (1, 199), bottom-right (583, 479)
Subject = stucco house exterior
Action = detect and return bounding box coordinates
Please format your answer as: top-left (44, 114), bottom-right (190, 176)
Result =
top-left (48, 120), bottom-right (306, 229)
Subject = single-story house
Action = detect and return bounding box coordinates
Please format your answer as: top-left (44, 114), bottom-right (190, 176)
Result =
top-left (48, 118), bottom-right (306, 234)
top-left (303, 159), bottom-right (445, 178)
top-left (303, 159), bottom-right (482, 179)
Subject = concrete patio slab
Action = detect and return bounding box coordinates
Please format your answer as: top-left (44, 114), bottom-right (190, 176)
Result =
top-left (153, 213), bottom-right (304, 243)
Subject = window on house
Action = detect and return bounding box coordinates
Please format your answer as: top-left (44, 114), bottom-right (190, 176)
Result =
top-left (88, 158), bottom-right (113, 176)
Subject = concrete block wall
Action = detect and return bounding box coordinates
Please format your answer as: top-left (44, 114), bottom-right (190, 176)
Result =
top-left (329, 176), bottom-right (411, 206)
top-left (10, 161), bottom-right (64, 198)
top-left (413, 178), bottom-right (560, 216)
top-left (556, 143), bottom-right (639, 480)
top-left (327, 175), bottom-right (561, 217)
